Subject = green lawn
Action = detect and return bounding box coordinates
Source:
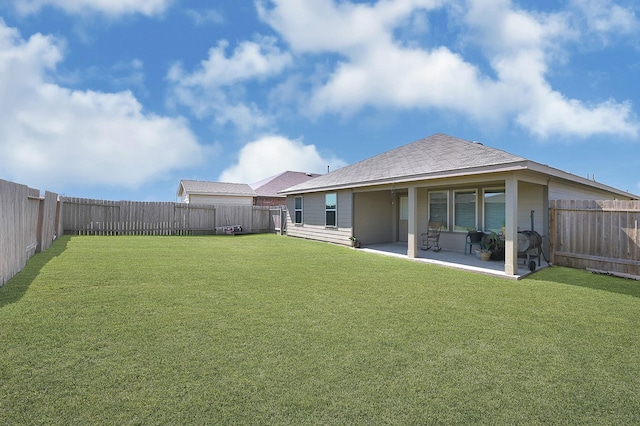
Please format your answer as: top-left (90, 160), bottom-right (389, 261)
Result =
top-left (1, 234), bottom-right (639, 424)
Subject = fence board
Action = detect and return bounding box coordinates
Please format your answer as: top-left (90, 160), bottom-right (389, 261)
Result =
top-left (60, 198), bottom-right (233, 236)
top-left (550, 199), bottom-right (640, 279)
top-left (1, 180), bottom-right (60, 286)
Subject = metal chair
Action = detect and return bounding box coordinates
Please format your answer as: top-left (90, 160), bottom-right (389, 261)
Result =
top-left (465, 230), bottom-right (484, 254)
top-left (420, 221), bottom-right (443, 251)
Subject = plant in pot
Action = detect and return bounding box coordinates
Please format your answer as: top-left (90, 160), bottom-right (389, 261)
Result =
top-left (485, 232), bottom-right (505, 261)
top-left (479, 249), bottom-right (492, 261)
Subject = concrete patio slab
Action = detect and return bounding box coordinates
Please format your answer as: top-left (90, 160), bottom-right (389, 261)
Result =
top-left (359, 242), bottom-right (547, 280)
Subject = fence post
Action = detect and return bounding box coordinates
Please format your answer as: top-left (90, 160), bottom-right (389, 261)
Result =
top-left (549, 200), bottom-right (556, 265)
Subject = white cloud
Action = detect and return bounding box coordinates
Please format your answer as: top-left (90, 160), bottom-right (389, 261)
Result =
top-left (571, 0), bottom-right (638, 37)
top-left (465, 0), bottom-right (638, 137)
top-left (14, 0), bottom-right (171, 16)
top-left (0, 20), bottom-right (205, 190)
top-left (167, 36), bottom-right (292, 134)
top-left (169, 37), bottom-right (292, 88)
top-left (185, 8), bottom-right (224, 26)
top-left (257, 0), bottom-right (441, 53)
top-left (219, 135), bottom-right (346, 183)
top-left (258, 0), bottom-right (639, 139)
top-left (308, 42), bottom-right (498, 120)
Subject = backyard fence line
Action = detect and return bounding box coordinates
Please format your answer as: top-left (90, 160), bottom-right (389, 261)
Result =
top-left (0, 179), bottom-right (62, 287)
top-left (61, 197), bottom-right (281, 236)
top-left (549, 199), bottom-right (640, 279)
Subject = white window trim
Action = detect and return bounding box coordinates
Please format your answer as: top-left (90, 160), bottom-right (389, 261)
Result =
top-left (427, 190), bottom-right (449, 231)
top-left (294, 196), bottom-right (303, 225)
top-left (325, 192), bottom-right (337, 228)
top-left (453, 189), bottom-right (478, 232)
top-left (400, 196), bottom-right (409, 221)
top-left (482, 187), bottom-right (505, 233)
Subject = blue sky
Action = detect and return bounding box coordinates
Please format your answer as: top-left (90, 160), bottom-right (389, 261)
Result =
top-left (0, 0), bottom-right (638, 201)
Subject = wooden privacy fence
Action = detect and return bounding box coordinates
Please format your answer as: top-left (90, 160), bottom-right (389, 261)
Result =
top-left (61, 198), bottom-right (276, 235)
top-left (0, 179), bottom-right (62, 286)
top-left (550, 200), bottom-right (640, 279)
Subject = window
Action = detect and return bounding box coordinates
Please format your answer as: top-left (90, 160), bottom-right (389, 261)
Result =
top-left (484, 189), bottom-right (505, 233)
top-left (428, 191), bottom-right (448, 230)
top-left (400, 196), bottom-right (408, 220)
top-left (294, 196), bottom-right (303, 224)
top-left (454, 190), bottom-right (477, 231)
top-left (325, 193), bottom-right (337, 227)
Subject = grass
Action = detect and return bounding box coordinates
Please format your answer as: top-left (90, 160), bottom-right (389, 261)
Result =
top-left (1, 234), bottom-right (639, 424)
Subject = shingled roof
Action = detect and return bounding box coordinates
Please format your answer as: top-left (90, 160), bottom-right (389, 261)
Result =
top-left (251, 171), bottom-right (322, 197)
top-left (177, 180), bottom-right (256, 197)
top-left (280, 133), bottom-right (528, 194)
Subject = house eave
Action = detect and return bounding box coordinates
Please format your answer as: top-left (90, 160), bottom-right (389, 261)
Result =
top-left (280, 160), bottom-right (640, 199)
top-left (526, 161), bottom-right (640, 199)
top-left (280, 162), bottom-right (531, 195)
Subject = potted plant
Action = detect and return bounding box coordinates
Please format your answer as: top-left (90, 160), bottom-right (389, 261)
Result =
top-left (485, 232), bottom-right (505, 261)
top-left (479, 249), bottom-right (492, 261)
top-left (349, 236), bottom-right (361, 248)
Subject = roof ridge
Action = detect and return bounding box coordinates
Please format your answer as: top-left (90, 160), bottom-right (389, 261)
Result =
top-left (280, 133), bottom-right (528, 193)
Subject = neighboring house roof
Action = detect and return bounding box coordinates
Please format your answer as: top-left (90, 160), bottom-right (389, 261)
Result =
top-left (177, 180), bottom-right (256, 197)
top-left (280, 133), bottom-right (638, 199)
top-left (251, 171), bottom-right (322, 197)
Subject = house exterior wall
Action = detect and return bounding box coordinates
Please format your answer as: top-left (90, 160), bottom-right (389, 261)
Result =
top-left (286, 190), bottom-right (353, 246)
top-left (188, 194), bottom-right (253, 206)
top-left (548, 179), bottom-right (630, 201)
top-left (353, 191), bottom-right (394, 244)
top-left (517, 181), bottom-right (545, 232)
top-left (285, 171), bottom-right (633, 255)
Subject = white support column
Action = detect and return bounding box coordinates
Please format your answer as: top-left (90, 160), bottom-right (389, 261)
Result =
top-left (505, 175), bottom-right (519, 275)
top-left (407, 186), bottom-right (418, 258)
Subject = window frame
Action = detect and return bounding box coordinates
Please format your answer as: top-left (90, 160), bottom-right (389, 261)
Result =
top-left (399, 196), bottom-right (409, 221)
top-left (325, 192), bottom-right (337, 228)
top-left (294, 196), bottom-right (303, 225)
top-left (482, 187), bottom-right (505, 234)
top-left (453, 189), bottom-right (478, 232)
top-left (427, 190), bottom-right (449, 231)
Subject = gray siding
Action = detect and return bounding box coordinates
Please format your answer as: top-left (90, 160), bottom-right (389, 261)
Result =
top-left (548, 180), bottom-right (627, 201)
top-left (189, 194), bottom-right (253, 206)
top-left (286, 190), bottom-right (353, 246)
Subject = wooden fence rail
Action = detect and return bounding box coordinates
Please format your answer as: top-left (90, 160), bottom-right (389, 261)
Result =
top-left (61, 198), bottom-right (277, 236)
top-left (550, 199), bottom-right (640, 279)
top-left (1, 179), bottom-right (62, 286)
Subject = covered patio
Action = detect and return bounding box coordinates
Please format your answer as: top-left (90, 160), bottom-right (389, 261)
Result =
top-left (359, 242), bottom-right (545, 279)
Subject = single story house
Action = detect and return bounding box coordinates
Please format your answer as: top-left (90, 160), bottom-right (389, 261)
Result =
top-left (177, 180), bottom-right (256, 205)
top-left (178, 171), bottom-right (322, 207)
top-left (279, 133), bottom-right (638, 276)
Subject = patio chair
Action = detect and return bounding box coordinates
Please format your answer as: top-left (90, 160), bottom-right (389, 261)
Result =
top-left (465, 230), bottom-right (485, 254)
top-left (420, 221), bottom-right (442, 251)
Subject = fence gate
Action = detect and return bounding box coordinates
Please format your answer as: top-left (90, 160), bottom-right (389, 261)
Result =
top-left (269, 207), bottom-right (286, 234)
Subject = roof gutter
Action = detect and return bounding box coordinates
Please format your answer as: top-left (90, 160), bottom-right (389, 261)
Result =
top-left (279, 162), bottom-right (530, 195)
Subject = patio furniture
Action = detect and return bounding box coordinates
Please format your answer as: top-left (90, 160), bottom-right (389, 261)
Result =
top-left (420, 221), bottom-right (442, 251)
top-left (465, 230), bottom-right (484, 254)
